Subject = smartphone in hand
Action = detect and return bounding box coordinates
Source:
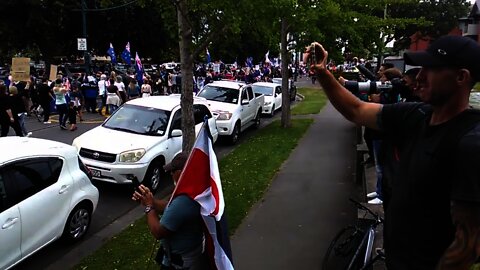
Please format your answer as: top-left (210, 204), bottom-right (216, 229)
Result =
top-left (303, 42), bottom-right (324, 66)
top-left (310, 43), bottom-right (324, 65)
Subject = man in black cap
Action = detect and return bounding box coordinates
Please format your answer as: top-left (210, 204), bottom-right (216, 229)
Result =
top-left (132, 152), bottom-right (209, 270)
top-left (307, 36), bottom-right (480, 269)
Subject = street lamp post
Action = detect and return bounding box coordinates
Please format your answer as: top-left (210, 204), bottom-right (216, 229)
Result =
top-left (81, 0), bottom-right (89, 74)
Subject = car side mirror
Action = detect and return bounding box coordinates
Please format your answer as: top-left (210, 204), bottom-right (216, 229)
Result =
top-left (171, 129), bottom-right (182, 137)
top-left (241, 99), bottom-right (249, 105)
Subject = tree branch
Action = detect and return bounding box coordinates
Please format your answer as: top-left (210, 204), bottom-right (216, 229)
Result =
top-left (192, 24), bottom-right (228, 58)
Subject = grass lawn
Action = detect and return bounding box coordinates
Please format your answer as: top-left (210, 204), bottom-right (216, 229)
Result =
top-left (73, 88), bottom-right (328, 269)
top-left (291, 87), bottom-right (327, 115)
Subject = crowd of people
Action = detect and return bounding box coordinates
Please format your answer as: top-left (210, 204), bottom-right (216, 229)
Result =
top-left (0, 59), bottom-right (302, 137)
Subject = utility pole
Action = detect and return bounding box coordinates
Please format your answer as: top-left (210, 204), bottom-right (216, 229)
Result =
top-left (73, 0), bottom-right (139, 74)
top-left (81, 0), bottom-right (89, 74)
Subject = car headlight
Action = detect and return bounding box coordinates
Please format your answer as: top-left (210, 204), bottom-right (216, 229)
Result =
top-left (264, 101), bottom-right (272, 106)
top-left (216, 111), bottom-right (233, 120)
top-left (119, 149), bottom-right (146, 162)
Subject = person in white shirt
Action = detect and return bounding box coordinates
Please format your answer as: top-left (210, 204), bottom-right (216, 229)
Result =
top-left (98, 74), bottom-right (108, 115)
top-left (114, 75), bottom-right (127, 104)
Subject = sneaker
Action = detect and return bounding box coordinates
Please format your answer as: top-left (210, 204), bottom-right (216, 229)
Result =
top-left (25, 132), bottom-right (32, 137)
top-left (43, 121), bottom-right (51, 124)
top-left (60, 125), bottom-right (67, 130)
top-left (368, 198), bottom-right (383, 205)
top-left (367, 192), bottom-right (378, 199)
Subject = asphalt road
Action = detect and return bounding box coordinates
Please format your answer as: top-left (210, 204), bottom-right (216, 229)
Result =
top-left (10, 89), bottom-right (297, 270)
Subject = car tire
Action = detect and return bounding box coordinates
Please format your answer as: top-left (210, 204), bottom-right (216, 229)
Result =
top-left (144, 159), bottom-right (163, 193)
top-left (270, 105), bottom-right (275, 117)
top-left (229, 122), bottom-right (241, 145)
top-left (62, 203), bottom-right (92, 242)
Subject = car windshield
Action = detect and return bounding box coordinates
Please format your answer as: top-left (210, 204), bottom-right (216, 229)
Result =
top-left (197, 85), bottom-right (239, 104)
top-left (252, 85), bottom-right (274, 96)
top-left (103, 104), bottom-right (171, 136)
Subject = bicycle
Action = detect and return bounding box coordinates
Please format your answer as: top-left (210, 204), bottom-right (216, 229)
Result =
top-left (322, 198), bottom-right (385, 270)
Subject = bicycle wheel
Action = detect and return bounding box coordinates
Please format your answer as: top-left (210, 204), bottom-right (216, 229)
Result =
top-left (322, 225), bottom-right (365, 270)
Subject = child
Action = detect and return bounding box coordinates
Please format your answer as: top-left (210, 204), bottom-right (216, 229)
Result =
top-left (70, 86), bottom-right (84, 121)
top-left (68, 101), bottom-right (77, 131)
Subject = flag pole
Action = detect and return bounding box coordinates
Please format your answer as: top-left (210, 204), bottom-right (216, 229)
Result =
top-left (167, 119), bottom-right (210, 205)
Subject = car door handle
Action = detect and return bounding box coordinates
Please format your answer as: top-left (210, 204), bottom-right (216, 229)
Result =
top-left (2, 217), bottom-right (18, 229)
top-left (59, 185), bottom-right (69, 194)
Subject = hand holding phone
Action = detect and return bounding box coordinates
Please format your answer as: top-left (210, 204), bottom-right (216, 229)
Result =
top-left (303, 42), bottom-right (326, 66)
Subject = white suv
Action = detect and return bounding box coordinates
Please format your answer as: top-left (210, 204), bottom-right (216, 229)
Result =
top-left (72, 95), bottom-right (218, 191)
top-left (0, 137), bottom-right (99, 270)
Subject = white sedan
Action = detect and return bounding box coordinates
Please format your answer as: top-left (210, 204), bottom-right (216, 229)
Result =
top-left (252, 82), bottom-right (282, 117)
top-left (0, 137), bottom-right (99, 270)
top-left (72, 95), bottom-right (218, 192)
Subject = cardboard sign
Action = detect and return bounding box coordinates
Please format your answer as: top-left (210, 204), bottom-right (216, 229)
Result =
top-left (11, 57), bottom-right (30, 81)
top-left (49, 65), bottom-right (58, 81)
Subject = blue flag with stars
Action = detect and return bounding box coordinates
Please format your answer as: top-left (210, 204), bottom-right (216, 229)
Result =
top-left (121, 42), bottom-right (132, 65)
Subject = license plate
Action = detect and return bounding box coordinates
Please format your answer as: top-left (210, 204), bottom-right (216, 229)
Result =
top-left (90, 169), bottom-right (102, 178)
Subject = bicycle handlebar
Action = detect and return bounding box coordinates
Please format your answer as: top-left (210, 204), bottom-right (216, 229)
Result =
top-left (348, 198), bottom-right (384, 223)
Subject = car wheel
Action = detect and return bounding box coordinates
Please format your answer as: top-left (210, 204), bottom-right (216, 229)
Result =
top-left (63, 203), bottom-right (92, 242)
top-left (144, 159), bottom-right (162, 193)
top-left (270, 105), bottom-right (275, 117)
top-left (229, 122), bottom-right (241, 144)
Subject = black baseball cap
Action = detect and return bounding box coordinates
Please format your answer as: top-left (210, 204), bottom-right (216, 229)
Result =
top-left (163, 152), bottom-right (188, 172)
top-left (404, 35), bottom-right (480, 81)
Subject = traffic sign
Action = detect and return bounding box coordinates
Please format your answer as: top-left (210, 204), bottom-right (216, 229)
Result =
top-left (77, 38), bottom-right (87, 51)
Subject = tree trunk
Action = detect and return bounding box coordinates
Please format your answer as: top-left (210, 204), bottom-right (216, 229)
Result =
top-left (280, 17), bottom-right (291, 128)
top-left (176, 0), bottom-right (195, 153)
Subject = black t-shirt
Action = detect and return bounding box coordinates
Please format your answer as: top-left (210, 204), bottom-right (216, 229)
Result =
top-left (37, 83), bottom-right (52, 103)
top-left (380, 102), bottom-right (480, 270)
top-left (0, 95), bottom-right (11, 122)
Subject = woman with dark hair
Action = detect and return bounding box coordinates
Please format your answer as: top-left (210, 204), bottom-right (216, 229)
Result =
top-left (9, 86), bottom-right (31, 136)
top-left (0, 84), bottom-right (23, 137)
top-left (127, 78), bottom-right (140, 99)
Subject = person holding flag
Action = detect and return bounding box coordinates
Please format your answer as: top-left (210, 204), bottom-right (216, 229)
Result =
top-left (132, 121), bottom-right (234, 270)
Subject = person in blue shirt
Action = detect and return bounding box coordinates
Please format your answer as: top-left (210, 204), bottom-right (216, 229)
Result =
top-left (132, 153), bottom-right (210, 270)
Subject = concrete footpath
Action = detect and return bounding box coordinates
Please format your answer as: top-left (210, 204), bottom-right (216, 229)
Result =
top-left (231, 102), bottom-right (360, 269)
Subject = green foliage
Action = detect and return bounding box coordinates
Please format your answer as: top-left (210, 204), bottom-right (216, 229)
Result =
top-left (0, 0), bottom-right (472, 65)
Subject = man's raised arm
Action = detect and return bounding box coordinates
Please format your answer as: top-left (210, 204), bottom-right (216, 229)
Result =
top-left (308, 43), bottom-right (382, 130)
